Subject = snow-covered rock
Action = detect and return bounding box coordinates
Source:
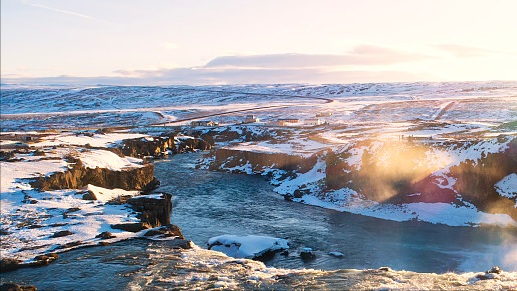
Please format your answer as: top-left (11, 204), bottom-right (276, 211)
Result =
top-left (207, 234), bottom-right (289, 259)
top-left (495, 174), bottom-right (517, 200)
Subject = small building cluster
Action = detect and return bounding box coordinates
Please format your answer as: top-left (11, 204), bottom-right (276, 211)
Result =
top-left (275, 118), bottom-right (300, 126)
top-left (190, 120), bottom-right (219, 127)
top-left (243, 115), bottom-right (260, 123)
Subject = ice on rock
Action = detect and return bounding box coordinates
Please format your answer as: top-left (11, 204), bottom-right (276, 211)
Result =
top-left (207, 234), bottom-right (289, 259)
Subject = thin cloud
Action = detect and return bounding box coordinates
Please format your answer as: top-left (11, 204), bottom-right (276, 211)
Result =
top-left (4, 66), bottom-right (435, 86)
top-left (20, 0), bottom-right (113, 24)
top-left (204, 45), bottom-right (432, 69)
top-left (434, 44), bottom-right (514, 58)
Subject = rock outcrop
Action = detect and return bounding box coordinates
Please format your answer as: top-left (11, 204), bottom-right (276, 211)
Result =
top-left (127, 193), bottom-right (172, 227)
top-left (207, 148), bottom-right (317, 174)
top-left (31, 157), bottom-right (155, 191)
top-left (120, 133), bottom-right (211, 158)
top-left (203, 138), bottom-right (517, 222)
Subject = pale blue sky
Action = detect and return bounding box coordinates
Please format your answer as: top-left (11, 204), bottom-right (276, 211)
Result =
top-left (2, 0), bottom-right (517, 84)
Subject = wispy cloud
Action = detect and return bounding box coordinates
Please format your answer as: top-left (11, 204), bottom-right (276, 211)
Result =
top-left (434, 44), bottom-right (515, 58)
top-left (204, 45), bottom-right (432, 69)
top-left (4, 67), bottom-right (435, 86)
top-left (20, 0), bottom-right (113, 24)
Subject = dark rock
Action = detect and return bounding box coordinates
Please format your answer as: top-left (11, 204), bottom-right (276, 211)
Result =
top-left (95, 231), bottom-right (116, 239)
top-left (48, 223), bottom-right (68, 227)
top-left (143, 224), bottom-right (184, 239)
top-left (300, 248), bottom-right (316, 261)
top-left (32, 253), bottom-right (58, 266)
top-left (0, 229), bottom-right (10, 235)
top-left (50, 230), bottom-right (73, 238)
top-left (127, 193), bottom-right (172, 227)
top-left (476, 266), bottom-right (503, 280)
top-left (378, 267), bottom-right (392, 272)
top-left (0, 283), bottom-right (37, 291)
top-left (0, 258), bottom-right (21, 273)
top-left (0, 151), bottom-right (16, 162)
top-left (476, 273), bottom-right (498, 280)
top-left (111, 222), bottom-right (151, 232)
top-left (487, 266), bottom-right (502, 274)
top-left (142, 178), bottom-right (160, 193)
top-left (82, 190), bottom-right (97, 200)
top-left (65, 207), bottom-right (80, 213)
top-left (0, 283), bottom-right (22, 291)
top-left (292, 189), bottom-right (305, 198)
top-left (55, 241), bottom-right (82, 250)
top-left (164, 239), bottom-right (192, 249)
top-left (283, 194), bottom-right (293, 201)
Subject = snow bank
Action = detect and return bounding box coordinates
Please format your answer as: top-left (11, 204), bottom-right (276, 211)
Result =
top-left (207, 235), bottom-right (289, 259)
top-left (79, 149), bottom-right (143, 170)
top-left (299, 192), bottom-right (517, 227)
top-left (36, 133), bottom-right (148, 148)
top-left (85, 184), bottom-right (139, 202)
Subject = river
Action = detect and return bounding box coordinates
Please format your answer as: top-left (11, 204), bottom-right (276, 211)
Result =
top-left (3, 151), bottom-right (516, 290)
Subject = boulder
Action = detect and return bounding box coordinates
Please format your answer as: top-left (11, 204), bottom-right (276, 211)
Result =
top-left (300, 248), bottom-right (316, 261)
top-left (0, 258), bottom-right (21, 273)
top-left (476, 266), bottom-right (503, 280)
top-left (110, 222), bottom-right (151, 232)
top-left (50, 230), bottom-right (73, 238)
top-left (82, 190), bottom-right (97, 200)
top-left (95, 231), bottom-right (116, 239)
top-left (165, 239), bottom-right (192, 249)
top-left (32, 253), bottom-right (58, 266)
top-left (143, 224), bottom-right (184, 239)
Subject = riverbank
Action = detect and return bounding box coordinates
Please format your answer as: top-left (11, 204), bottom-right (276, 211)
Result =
top-left (0, 130), bottom-right (211, 272)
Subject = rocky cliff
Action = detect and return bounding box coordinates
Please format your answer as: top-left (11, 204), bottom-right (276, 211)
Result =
top-left (31, 157), bottom-right (156, 191)
top-left (202, 137), bottom-right (517, 223)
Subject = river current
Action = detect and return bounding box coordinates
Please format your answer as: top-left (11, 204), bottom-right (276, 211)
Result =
top-left (3, 152), bottom-right (517, 290)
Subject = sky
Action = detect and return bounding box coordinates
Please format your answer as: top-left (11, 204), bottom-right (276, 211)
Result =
top-left (1, 0), bottom-right (517, 85)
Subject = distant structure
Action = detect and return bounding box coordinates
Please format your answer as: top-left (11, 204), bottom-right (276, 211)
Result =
top-left (316, 113), bottom-right (332, 117)
top-left (190, 120), bottom-right (219, 127)
top-left (243, 115), bottom-right (260, 123)
top-left (304, 119), bottom-right (322, 125)
top-left (276, 118), bottom-right (300, 126)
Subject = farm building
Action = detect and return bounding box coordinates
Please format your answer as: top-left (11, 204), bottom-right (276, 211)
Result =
top-left (304, 119), bottom-right (322, 125)
top-left (275, 118), bottom-right (300, 126)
